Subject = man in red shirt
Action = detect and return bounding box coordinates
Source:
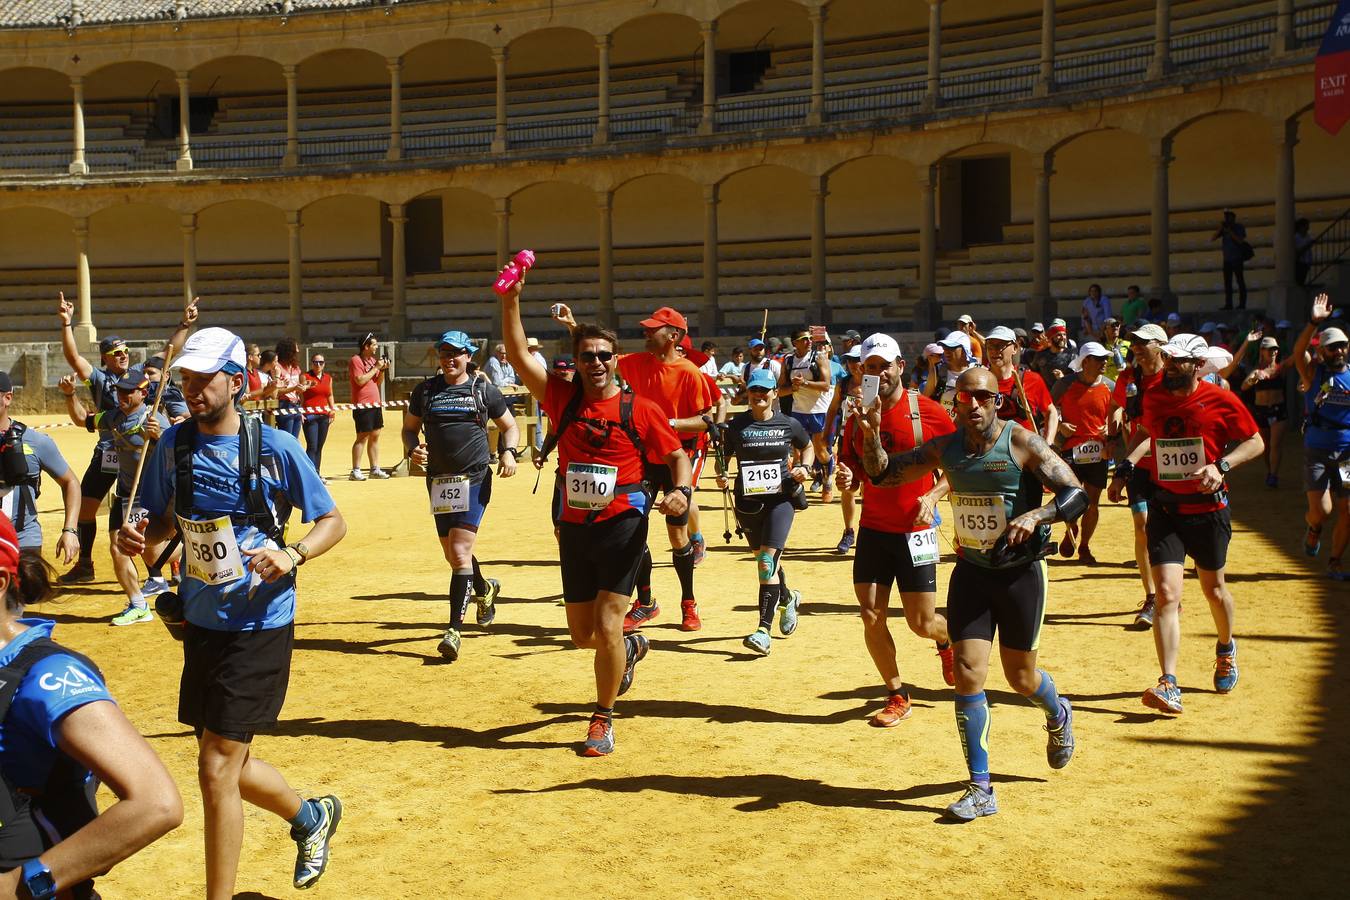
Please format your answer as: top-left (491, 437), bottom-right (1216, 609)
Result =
top-left (1117, 333), bottom-right (1264, 715)
top-left (836, 334), bottom-right (957, 726)
top-left (984, 327), bottom-right (1058, 442)
top-left (1051, 342), bottom-right (1115, 562)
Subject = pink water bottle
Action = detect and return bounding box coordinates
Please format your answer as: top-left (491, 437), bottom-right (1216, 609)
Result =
top-left (492, 249), bottom-right (536, 295)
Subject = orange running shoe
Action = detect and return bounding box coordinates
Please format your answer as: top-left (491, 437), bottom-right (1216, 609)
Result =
top-left (937, 642), bottom-right (955, 687)
top-left (869, 693), bottom-right (912, 727)
top-left (622, 600), bottom-right (660, 634)
top-left (583, 714), bottom-right (614, 757)
top-left (679, 599), bottom-right (702, 632)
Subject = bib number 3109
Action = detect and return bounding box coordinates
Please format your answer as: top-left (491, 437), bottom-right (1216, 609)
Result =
top-left (176, 514), bottom-right (246, 585)
top-left (1155, 437), bottom-right (1204, 482)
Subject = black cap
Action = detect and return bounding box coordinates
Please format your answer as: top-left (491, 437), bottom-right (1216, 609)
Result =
top-left (114, 365), bottom-right (150, 392)
top-left (99, 336), bottom-right (128, 355)
top-left (146, 354), bottom-right (166, 369)
top-left (0, 372), bottom-right (12, 392)
top-left (844, 330), bottom-right (862, 342)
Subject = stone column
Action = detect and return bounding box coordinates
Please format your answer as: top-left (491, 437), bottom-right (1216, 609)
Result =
top-left (808, 5), bottom-right (827, 125)
top-left (811, 174), bottom-right (829, 323)
top-left (69, 76), bottom-right (88, 175)
top-left (595, 35), bottom-right (612, 144)
top-left (1036, 0), bottom-right (1055, 97)
top-left (1149, 136), bottom-right (1174, 308)
top-left (1031, 151), bottom-right (1055, 324)
top-left (181, 213), bottom-right (197, 307)
top-left (388, 203), bottom-right (408, 339)
top-left (702, 183), bottom-right (720, 334)
top-left (283, 65), bottom-right (300, 167)
top-left (176, 71), bottom-right (193, 171)
top-left (1270, 119), bottom-right (1298, 317)
top-left (492, 48), bottom-right (509, 153)
top-left (699, 21), bottom-right (717, 135)
top-left (73, 217), bottom-right (95, 347)
top-left (1148, 0), bottom-right (1170, 80)
top-left (494, 197), bottom-right (511, 343)
top-left (387, 57), bottom-right (403, 162)
top-left (597, 190), bottom-right (615, 327)
top-left (923, 1), bottom-right (942, 111)
top-left (286, 210), bottom-right (304, 339)
top-left (915, 164), bottom-right (940, 329)
top-left (1274, 0), bottom-right (1294, 54)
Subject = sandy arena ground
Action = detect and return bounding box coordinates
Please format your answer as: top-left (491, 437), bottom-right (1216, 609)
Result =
top-left (18, 411), bottom-right (1348, 898)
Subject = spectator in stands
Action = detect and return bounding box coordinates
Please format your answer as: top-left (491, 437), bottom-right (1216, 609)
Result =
top-left (1100, 318), bottom-right (1129, 381)
top-left (300, 353), bottom-right (334, 477)
top-left (720, 347), bottom-right (746, 379)
top-left (1145, 297), bottom-right (1166, 324)
top-left (1081, 283), bottom-right (1111, 339)
top-left (272, 338), bottom-right (303, 439)
top-left (1118, 285), bottom-right (1147, 327)
top-left (1295, 217), bottom-right (1314, 286)
top-left (1164, 311), bottom-right (1183, 338)
top-left (1214, 209), bottom-right (1251, 309)
top-left (698, 341), bottom-right (720, 377)
top-left (349, 332), bottom-right (389, 481)
top-left (1032, 320), bottom-right (1076, 384)
top-left (526, 337), bottom-right (548, 372)
top-left (485, 343), bottom-right (518, 387)
top-left (955, 314), bottom-right (984, 363)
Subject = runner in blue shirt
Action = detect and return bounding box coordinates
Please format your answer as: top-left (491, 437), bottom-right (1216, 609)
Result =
top-left (0, 373), bottom-right (81, 562)
top-left (1293, 294), bottom-right (1350, 581)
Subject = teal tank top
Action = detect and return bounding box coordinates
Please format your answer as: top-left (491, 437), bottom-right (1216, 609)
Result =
top-left (941, 421), bottom-right (1049, 568)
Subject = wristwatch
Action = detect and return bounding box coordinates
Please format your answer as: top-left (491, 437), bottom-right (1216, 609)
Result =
top-left (671, 486), bottom-right (693, 499)
top-left (1216, 458), bottom-right (1232, 475)
top-left (503, 447), bottom-right (521, 461)
top-left (21, 858), bottom-right (56, 900)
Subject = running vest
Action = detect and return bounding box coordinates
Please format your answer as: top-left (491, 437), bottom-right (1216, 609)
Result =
top-left (0, 423), bottom-right (39, 534)
top-left (941, 421), bottom-right (1049, 569)
top-left (1304, 365), bottom-right (1350, 447)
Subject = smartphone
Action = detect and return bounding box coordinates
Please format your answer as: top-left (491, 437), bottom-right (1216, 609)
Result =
top-left (861, 374), bottom-right (880, 407)
top-left (550, 303), bottom-right (564, 318)
top-left (809, 325), bottom-right (828, 342)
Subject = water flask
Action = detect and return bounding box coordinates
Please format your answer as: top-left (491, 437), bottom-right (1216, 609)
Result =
top-left (492, 249), bottom-right (537, 295)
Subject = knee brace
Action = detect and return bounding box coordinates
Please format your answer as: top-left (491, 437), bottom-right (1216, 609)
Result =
top-left (755, 548), bottom-right (781, 582)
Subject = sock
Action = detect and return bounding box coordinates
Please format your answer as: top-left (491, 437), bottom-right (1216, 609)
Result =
top-left (777, 566), bottom-right (790, 604)
top-left (593, 705), bottom-right (613, 721)
top-left (955, 691), bottom-right (991, 789)
top-left (1216, 640), bottom-right (1235, 655)
top-left (290, 798), bottom-right (320, 834)
top-left (636, 546), bottom-right (653, 606)
top-left (130, 591), bottom-right (147, 610)
top-left (1029, 669), bottom-right (1062, 722)
top-left (822, 455), bottom-right (835, 479)
top-left (471, 556), bottom-right (488, 597)
top-left (147, 565), bottom-right (163, 579)
top-left (449, 570), bottom-right (473, 630)
top-left (890, 685), bottom-right (910, 701)
top-left (672, 543), bottom-right (695, 602)
top-left (757, 582), bottom-right (778, 630)
top-left (77, 521), bottom-right (96, 562)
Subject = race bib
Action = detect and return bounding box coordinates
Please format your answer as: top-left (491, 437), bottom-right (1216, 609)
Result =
top-left (0, 487), bottom-right (14, 520)
top-left (1339, 458), bottom-right (1350, 486)
top-left (177, 514), bottom-right (246, 585)
top-left (951, 493), bottom-right (1007, 551)
top-left (907, 528), bottom-right (939, 565)
top-left (741, 462), bottom-right (782, 496)
top-left (126, 506), bottom-right (149, 526)
top-left (566, 462), bottom-right (618, 510)
top-left (430, 475), bottom-right (470, 515)
top-left (101, 448), bottom-right (119, 473)
top-left (1155, 437), bottom-right (1204, 482)
top-left (1072, 440), bottom-right (1104, 464)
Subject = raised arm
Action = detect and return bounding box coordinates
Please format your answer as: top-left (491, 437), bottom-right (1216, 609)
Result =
top-left (498, 274), bottom-right (549, 400)
top-left (1221, 330), bottom-right (1259, 380)
top-left (59, 375), bottom-right (90, 428)
top-left (1294, 292), bottom-right (1332, 384)
top-left (164, 296), bottom-right (199, 355)
top-left (852, 397), bottom-right (951, 486)
top-left (57, 292), bottom-right (94, 381)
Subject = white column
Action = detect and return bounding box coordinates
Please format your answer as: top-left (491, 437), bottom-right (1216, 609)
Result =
top-left (924, 1), bottom-right (942, 111)
top-left (916, 164), bottom-right (939, 328)
top-left (69, 76), bottom-right (88, 175)
top-left (286, 210), bottom-right (304, 339)
top-left (73, 216), bottom-right (95, 347)
top-left (176, 71), bottom-right (193, 171)
top-left (387, 57), bottom-right (403, 161)
top-left (595, 35), bottom-right (611, 144)
top-left (702, 184), bottom-right (720, 333)
top-left (492, 48), bottom-right (509, 153)
top-left (1148, 0), bottom-right (1170, 79)
top-left (283, 64), bottom-right (300, 168)
top-left (388, 203), bottom-right (408, 339)
top-left (1037, 0), bottom-right (1055, 97)
top-left (597, 190), bottom-right (615, 327)
top-left (1031, 151), bottom-right (1055, 323)
top-left (808, 6), bottom-right (827, 125)
top-left (699, 21), bottom-right (717, 135)
top-left (181, 213), bottom-right (197, 306)
top-left (1149, 136), bottom-right (1173, 307)
top-left (811, 174), bottom-right (829, 322)
top-left (1274, 0), bottom-right (1294, 54)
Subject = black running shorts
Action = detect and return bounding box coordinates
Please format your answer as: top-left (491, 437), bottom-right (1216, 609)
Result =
top-left (1069, 460), bottom-right (1109, 490)
top-left (79, 449), bottom-right (117, 503)
top-left (353, 407), bottom-right (384, 433)
top-left (558, 511), bottom-right (649, 603)
top-left (852, 526), bottom-right (938, 593)
top-left (179, 622), bottom-right (294, 743)
top-left (1146, 503), bottom-right (1232, 571)
top-left (947, 557), bottom-right (1047, 652)
top-left (734, 498), bottom-right (795, 551)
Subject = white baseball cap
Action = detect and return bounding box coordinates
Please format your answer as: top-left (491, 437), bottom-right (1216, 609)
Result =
top-left (1070, 341), bottom-right (1110, 371)
top-left (956, 314), bottom-right (974, 325)
top-left (860, 333), bottom-right (903, 363)
top-left (923, 342), bottom-right (944, 357)
top-left (844, 344), bottom-right (863, 360)
top-left (1199, 345), bottom-right (1233, 376)
top-left (1159, 333), bottom-right (1209, 359)
top-left (938, 331), bottom-right (973, 358)
top-left (985, 325), bottom-right (1017, 343)
top-left (1321, 327), bottom-right (1349, 347)
top-left (172, 327), bottom-right (247, 375)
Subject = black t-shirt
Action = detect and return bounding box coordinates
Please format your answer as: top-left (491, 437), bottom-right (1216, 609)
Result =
top-left (1032, 347), bottom-right (1076, 383)
top-left (409, 376), bottom-right (508, 482)
top-left (723, 411), bottom-right (810, 501)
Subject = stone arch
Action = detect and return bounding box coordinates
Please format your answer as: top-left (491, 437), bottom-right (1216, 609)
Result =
top-left (613, 173), bottom-right (703, 249)
top-left (1168, 110), bottom-right (1278, 210)
top-left (81, 60), bottom-right (178, 103)
top-left (197, 200), bottom-right (288, 265)
top-left (294, 47), bottom-right (389, 92)
top-left (0, 66), bottom-right (69, 104)
top-left (506, 27), bottom-right (602, 78)
top-left (719, 163), bottom-right (813, 241)
top-left (297, 194), bottom-right (386, 261)
top-left (824, 154), bottom-right (920, 236)
top-left (716, 0), bottom-right (812, 50)
top-left (87, 202), bottom-right (180, 267)
top-left (510, 181), bottom-right (599, 250)
top-left (188, 55), bottom-right (285, 97)
top-left (609, 13), bottom-right (703, 67)
top-left (401, 38), bottom-right (494, 88)
top-left (1049, 127), bottom-right (1152, 219)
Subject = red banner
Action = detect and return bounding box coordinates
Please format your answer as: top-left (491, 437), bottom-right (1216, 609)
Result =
top-left (1315, 1), bottom-right (1350, 135)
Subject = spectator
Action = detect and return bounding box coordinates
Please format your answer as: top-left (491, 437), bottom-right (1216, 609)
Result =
top-left (300, 353), bottom-right (334, 477)
top-left (841, 330), bottom-right (862, 356)
top-left (1032, 320), bottom-right (1076, 384)
top-left (1118, 285), bottom-right (1147, 326)
top-left (525, 336), bottom-right (548, 372)
top-left (698, 341), bottom-right (720, 377)
top-left (349, 332), bottom-right (390, 480)
top-left (1294, 217), bottom-right (1314, 286)
top-left (484, 343), bottom-right (517, 388)
top-left (272, 337), bottom-right (303, 438)
top-left (1164, 311), bottom-right (1183, 338)
top-left (1145, 297), bottom-right (1166, 324)
top-left (1099, 318), bottom-right (1129, 381)
top-left (720, 346), bottom-right (746, 378)
top-left (1081, 283), bottom-right (1111, 339)
top-left (955, 314), bottom-right (985, 363)
top-left (1213, 208), bottom-right (1251, 309)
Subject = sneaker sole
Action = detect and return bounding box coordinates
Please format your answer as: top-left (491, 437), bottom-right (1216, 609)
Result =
top-left (437, 640), bottom-right (460, 662)
top-left (1141, 690), bottom-right (1183, 714)
top-left (111, 615), bottom-right (155, 626)
top-left (742, 636), bottom-right (771, 657)
top-left (58, 571), bottom-right (96, 585)
top-left (295, 798), bottom-right (342, 890)
top-left (679, 620), bottom-right (702, 632)
top-left (944, 802), bottom-right (997, 822)
top-left (868, 709), bottom-right (912, 728)
top-left (582, 744), bottom-right (613, 757)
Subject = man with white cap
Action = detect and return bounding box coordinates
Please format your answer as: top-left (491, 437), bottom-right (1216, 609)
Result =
top-left (1292, 293), bottom-right (1350, 581)
top-left (1050, 343), bottom-right (1115, 562)
top-left (985, 326), bottom-right (1059, 443)
top-left (925, 330), bottom-right (977, 416)
top-left (117, 327), bottom-right (348, 896)
top-left (954, 314), bottom-right (984, 363)
top-left (836, 334), bottom-right (957, 726)
top-left (1115, 333), bottom-right (1263, 714)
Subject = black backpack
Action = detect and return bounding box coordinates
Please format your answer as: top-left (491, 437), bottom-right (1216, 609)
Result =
top-left (0, 423), bottom-right (40, 534)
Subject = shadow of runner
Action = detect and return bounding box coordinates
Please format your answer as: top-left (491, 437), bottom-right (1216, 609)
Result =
top-left (269, 714), bottom-right (576, 751)
top-left (536, 698), bottom-right (879, 726)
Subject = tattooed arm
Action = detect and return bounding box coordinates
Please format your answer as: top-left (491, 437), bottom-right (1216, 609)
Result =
top-left (1005, 425), bottom-right (1084, 545)
top-left (851, 395), bottom-right (954, 486)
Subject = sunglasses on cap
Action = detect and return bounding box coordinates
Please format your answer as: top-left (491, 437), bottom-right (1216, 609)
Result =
top-left (578, 350), bottom-right (616, 364)
top-left (955, 389), bottom-right (1004, 408)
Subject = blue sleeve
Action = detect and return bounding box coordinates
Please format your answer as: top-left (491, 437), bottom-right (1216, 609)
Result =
top-left (12, 653), bottom-right (114, 750)
top-left (31, 432), bottom-right (70, 480)
top-left (267, 429), bottom-right (335, 523)
top-left (140, 424), bottom-right (179, 518)
top-left (85, 368), bottom-right (107, 402)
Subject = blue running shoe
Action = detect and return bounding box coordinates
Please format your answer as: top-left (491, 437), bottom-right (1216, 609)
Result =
top-left (618, 633), bottom-right (649, 696)
top-left (583, 714), bottom-right (614, 757)
top-left (945, 783), bottom-right (997, 821)
top-left (1305, 525), bottom-right (1322, 558)
top-left (743, 627), bottom-right (772, 657)
top-left (1214, 641), bottom-right (1239, 693)
top-left (292, 795), bottom-right (342, 890)
top-left (778, 589), bottom-right (801, 637)
top-left (1142, 676), bottom-right (1183, 714)
top-left (1045, 698), bottom-right (1075, 769)
top-left (835, 529), bottom-right (856, 554)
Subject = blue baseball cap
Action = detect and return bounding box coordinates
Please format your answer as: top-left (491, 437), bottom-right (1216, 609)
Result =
top-left (747, 369), bottom-right (777, 391)
top-left (748, 338), bottom-right (765, 349)
top-left (436, 330), bottom-right (478, 354)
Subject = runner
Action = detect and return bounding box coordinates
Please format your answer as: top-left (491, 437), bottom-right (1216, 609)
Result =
top-left (1106, 322), bottom-right (1168, 627)
top-left (0, 373), bottom-right (81, 566)
top-left (824, 344), bottom-right (863, 552)
top-left (1226, 330), bottom-right (1294, 488)
top-left (709, 368), bottom-right (813, 656)
top-left (118, 326), bottom-right (347, 898)
top-left (985, 326), bottom-right (1058, 441)
top-left (779, 329), bottom-right (836, 503)
top-left (54, 291), bottom-right (196, 583)
top-left (1292, 294), bottom-right (1350, 581)
top-left (402, 329), bottom-right (519, 661)
top-left (499, 276), bottom-right (690, 756)
top-left (924, 330), bottom-right (977, 416)
top-left (675, 336), bottom-right (730, 566)
top-left (61, 366), bottom-right (170, 625)
top-left (859, 367), bottom-right (1083, 820)
top-left (836, 334), bottom-right (957, 726)
top-left (1116, 333), bottom-right (1263, 713)
top-left (1050, 342), bottom-right (1115, 563)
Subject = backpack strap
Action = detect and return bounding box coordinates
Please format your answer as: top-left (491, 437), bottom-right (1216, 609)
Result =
top-left (173, 419), bottom-right (198, 521)
top-left (617, 391), bottom-right (646, 464)
top-left (0, 639), bottom-right (102, 723)
top-left (472, 378), bottom-right (490, 429)
top-left (904, 389), bottom-right (924, 448)
top-left (239, 413), bottom-right (282, 542)
top-left (536, 382), bottom-right (586, 464)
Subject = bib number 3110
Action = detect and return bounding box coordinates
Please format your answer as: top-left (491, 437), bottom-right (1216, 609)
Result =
top-left (567, 463), bottom-right (619, 510)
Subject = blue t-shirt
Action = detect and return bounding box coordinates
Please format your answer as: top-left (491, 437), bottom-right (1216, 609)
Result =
top-left (0, 619), bottom-right (112, 791)
top-left (141, 422), bottom-right (335, 631)
top-left (84, 368), bottom-right (119, 451)
top-left (830, 360), bottom-right (847, 385)
top-left (94, 405), bottom-right (169, 500)
top-left (1, 427), bottom-right (70, 549)
top-left (1305, 365), bottom-right (1350, 453)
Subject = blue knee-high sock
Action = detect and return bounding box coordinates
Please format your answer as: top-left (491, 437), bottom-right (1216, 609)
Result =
top-left (1028, 669), bottom-right (1063, 722)
top-left (955, 692), bottom-right (991, 789)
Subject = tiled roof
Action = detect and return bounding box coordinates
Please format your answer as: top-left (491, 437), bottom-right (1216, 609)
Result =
top-left (0, 1), bottom-right (400, 29)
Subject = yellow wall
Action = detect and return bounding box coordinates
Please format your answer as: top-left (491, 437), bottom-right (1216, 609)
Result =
top-left (303, 195), bottom-right (382, 260)
top-left (720, 164), bottom-right (812, 240)
top-left (1052, 129), bottom-right (1152, 219)
top-left (89, 204), bottom-right (180, 266)
top-left (439, 189), bottom-right (496, 256)
top-left (828, 155), bottom-right (919, 234)
top-left (198, 201), bottom-right (286, 263)
top-left (0, 207), bottom-right (71, 269)
top-left (512, 182), bottom-right (597, 249)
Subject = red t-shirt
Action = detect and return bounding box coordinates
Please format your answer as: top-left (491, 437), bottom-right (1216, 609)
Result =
top-left (301, 371), bottom-right (333, 413)
top-left (996, 370), bottom-right (1053, 432)
top-left (1113, 366), bottom-right (1163, 472)
top-left (1057, 379), bottom-right (1113, 452)
top-left (617, 353), bottom-right (714, 420)
top-left (1140, 380), bottom-right (1258, 513)
top-left (542, 375), bottom-right (682, 525)
top-left (839, 391), bottom-right (955, 534)
top-left (349, 354), bottom-right (383, 406)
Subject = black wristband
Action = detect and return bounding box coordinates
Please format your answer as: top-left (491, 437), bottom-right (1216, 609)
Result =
top-left (671, 485), bottom-right (693, 498)
top-left (504, 447), bottom-right (521, 461)
top-left (1114, 460), bottom-right (1134, 479)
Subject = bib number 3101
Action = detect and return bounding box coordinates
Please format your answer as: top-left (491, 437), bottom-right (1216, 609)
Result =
top-left (177, 514), bottom-right (246, 585)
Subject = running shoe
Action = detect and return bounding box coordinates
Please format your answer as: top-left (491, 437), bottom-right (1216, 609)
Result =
top-left (1142, 676), bottom-right (1183, 714)
top-left (1265, 473), bottom-right (1279, 488)
top-left (583, 714), bottom-right (615, 757)
top-left (743, 627), bottom-right (772, 657)
top-left (778, 589), bottom-right (801, 636)
top-left (437, 628), bottom-right (461, 661)
top-left (835, 528), bottom-right (856, 554)
top-left (1045, 698), bottom-right (1075, 769)
top-left (937, 642), bottom-right (956, 687)
top-left (58, 560), bottom-right (95, 585)
top-left (1132, 596), bottom-right (1156, 630)
top-left (622, 600), bottom-right (660, 633)
top-left (141, 576), bottom-right (171, 597)
top-left (1330, 558), bottom-right (1350, 582)
top-left (370, 468), bottom-right (391, 479)
top-left (618, 633), bottom-right (649, 696)
top-left (1077, 547), bottom-right (1097, 565)
top-left (691, 534), bottom-right (707, 567)
top-left (945, 783), bottom-right (997, 822)
top-left (820, 486), bottom-right (834, 504)
top-left (292, 795), bottom-right (342, 890)
top-left (679, 599), bottom-right (702, 632)
top-left (349, 468), bottom-right (367, 481)
top-left (869, 693), bottom-right (911, 727)
top-left (1305, 525), bottom-right (1322, 557)
top-left (475, 578), bottom-right (500, 627)
top-left (1214, 642), bottom-right (1239, 693)
top-left (111, 604), bottom-right (153, 626)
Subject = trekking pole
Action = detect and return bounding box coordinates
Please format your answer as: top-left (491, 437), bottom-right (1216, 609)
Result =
top-left (124, 344), bottom-right (177, 527)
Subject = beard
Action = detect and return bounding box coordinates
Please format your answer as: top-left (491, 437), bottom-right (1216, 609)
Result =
top-left (1162, 370), bottom-right (1193, 391)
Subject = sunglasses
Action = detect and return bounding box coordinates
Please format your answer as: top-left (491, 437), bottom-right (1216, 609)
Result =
top-left (107, 349), bottom-right (129, 356)
top-left (438, 346), bottom-right (469, 356)
top-left (955, 389), bottom-right (1004, 408)
top-left (312, 359), bottom-right (326, 365)
top-left (578, 350), bottom-right (615, 364)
